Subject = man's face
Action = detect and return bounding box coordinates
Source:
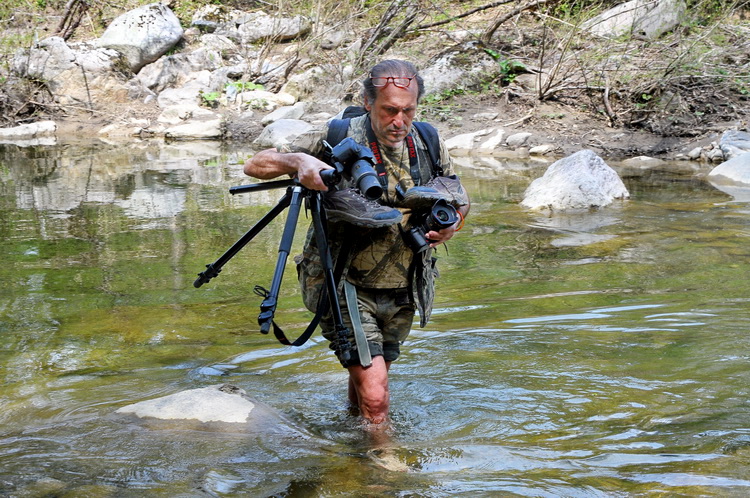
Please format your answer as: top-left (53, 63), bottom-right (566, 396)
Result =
top-left (364, 79), bottom-right (419, 149)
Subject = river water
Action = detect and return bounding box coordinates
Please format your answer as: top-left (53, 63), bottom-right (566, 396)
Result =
top-left (1, 140), bottom-right (749, 496)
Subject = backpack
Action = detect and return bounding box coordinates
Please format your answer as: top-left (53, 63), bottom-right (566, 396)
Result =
top-left (326, 106), bottom-right (444, 181)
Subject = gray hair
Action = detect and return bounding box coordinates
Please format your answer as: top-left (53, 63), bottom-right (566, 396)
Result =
top-left (362, 59), bottom-right (425, 104)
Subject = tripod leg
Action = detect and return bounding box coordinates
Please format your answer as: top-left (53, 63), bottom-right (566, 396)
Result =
top-left (194, 189), bottom-right (292, 288)
top-left (257, 186), bottom-right (305, 334)
top-left (308, 193), bottom-right (352, 365)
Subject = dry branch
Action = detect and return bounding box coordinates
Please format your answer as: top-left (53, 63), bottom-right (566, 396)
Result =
top-left (481, 0), bottom-right (550, 45)
top-left (418, 0), bottom-right (515, 30)
top-left (56, 0), bottom-right (88, 40)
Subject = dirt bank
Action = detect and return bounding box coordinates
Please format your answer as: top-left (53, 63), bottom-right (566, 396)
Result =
top-left (6, 3), bottom-right (748, 162)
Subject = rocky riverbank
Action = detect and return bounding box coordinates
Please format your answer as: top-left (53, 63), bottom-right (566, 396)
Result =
top-left (1, 1), bottom-right (748, 166)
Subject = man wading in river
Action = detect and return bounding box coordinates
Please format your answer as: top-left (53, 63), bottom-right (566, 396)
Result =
top-left (244, 59), bottom-right (470, 425)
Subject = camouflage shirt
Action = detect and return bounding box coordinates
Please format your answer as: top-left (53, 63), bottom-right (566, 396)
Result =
top-left (289, 113), bottom-right (453, 290)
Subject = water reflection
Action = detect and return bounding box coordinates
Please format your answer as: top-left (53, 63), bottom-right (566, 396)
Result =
top-left (2, 142), bottom-right (750, 495)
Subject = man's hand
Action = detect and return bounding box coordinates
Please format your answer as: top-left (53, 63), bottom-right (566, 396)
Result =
top-left (295, 154), bottom-right (334, 191)
top-left (427, 225), bottom-right (456, 248)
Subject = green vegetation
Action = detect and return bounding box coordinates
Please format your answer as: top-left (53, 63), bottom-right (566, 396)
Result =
top-left (484, 48), bottom-right (527, 86)
top-left (226, 81), bottom-right (264, 92)
top-left (421, 87), bottom-right (468, 123)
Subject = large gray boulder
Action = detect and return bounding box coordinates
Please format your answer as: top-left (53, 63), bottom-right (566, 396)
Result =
top-left (708, 152), bottom-right (750, 186)
top-left (582, 0), bottom-right (686, 40)
top-left (521, 149), bottom-right (630, 211)
top-left (96, 2), bottom-right (183, 73)
top-left (11, 36), bottom-right (149, 105)
top-left (253, 119), bottom-right (313, 149)
top-left (719, 129), bottom-right (750, 161)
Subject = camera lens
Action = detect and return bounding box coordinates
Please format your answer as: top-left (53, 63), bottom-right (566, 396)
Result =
top-left (426, 200), bottom-right (458, 231)
top-left (351, 160), bottom-right (383, 200)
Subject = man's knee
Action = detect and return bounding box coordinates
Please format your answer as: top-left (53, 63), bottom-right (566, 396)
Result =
top-left (359, 390), bottom-right (389, 419)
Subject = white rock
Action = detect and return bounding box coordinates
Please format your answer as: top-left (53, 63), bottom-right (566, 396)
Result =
top-left (444, 128), bottom-right (494, 152)
top-left (96, 2), bottom-right (183, 72)
top-left (582, 0), bottom-right (686, 40)
top-left (529, 144), bottom-right (557, 156)
top-left (0, 121), bottom-right (56, 139)
top-left (708, 152), bottom-right (750, 186)
top-left (165, 116), bottom-right (223, 139)
top-left (116, 385), bottom-right (255, 423)
top-left (521, 149), bottom-right (630, 211)
top-left (687, 147), bottom-right (703, 160)
top-left (477, 129), bottom-right (506, 154)
top-left (261, 102), bottom-right (306, 126)
top-left (253, 119), bottom-right (313, 149)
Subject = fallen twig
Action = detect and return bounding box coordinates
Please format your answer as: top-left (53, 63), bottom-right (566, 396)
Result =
top-left (603, 77), bottom-right (615, 127)
top-left (417, 0), bottom-right (514, 30)
top-left (503, 111), bottom-right (533, 127)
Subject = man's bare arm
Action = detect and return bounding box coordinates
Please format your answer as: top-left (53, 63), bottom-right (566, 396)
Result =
top-left (244, 149), bottom-right (333, 191)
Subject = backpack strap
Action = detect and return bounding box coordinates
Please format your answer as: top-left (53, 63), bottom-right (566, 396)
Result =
top-left (325, 105), bottom-right (367, 148)
top-left (326, 117), bottom-right (350, 149)
top-left (412, 121), bottom-right (443, 178)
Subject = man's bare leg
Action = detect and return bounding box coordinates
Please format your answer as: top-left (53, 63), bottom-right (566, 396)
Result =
top-left (347, 356), bottom-right (391, 424)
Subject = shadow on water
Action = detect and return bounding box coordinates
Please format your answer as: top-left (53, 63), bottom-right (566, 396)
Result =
top-left (2, 142), bottom-right (750, 495)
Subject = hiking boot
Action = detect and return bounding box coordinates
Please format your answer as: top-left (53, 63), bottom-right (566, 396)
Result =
top-left (395, 174), bottom-right (469, 210)
top-left (323, 188), bottom-right (402, 228)
top-left (394, 185), bottom-right (448, 210)
top-left (421, 174), bottom-right (469, 207)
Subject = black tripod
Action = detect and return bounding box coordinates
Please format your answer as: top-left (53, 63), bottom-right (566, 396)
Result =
top-left (193, 179), bottom-right (352, 364)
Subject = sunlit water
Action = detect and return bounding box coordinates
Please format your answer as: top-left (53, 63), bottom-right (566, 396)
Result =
top-left (2, 141), bottom-right (750, 496)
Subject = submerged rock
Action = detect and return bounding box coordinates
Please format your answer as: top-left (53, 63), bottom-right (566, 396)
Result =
top-left (115, 383), bottom-right (309, 437)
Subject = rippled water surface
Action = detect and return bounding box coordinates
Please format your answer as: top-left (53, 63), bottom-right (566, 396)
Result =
top-left (2, 141), bottom-right (750, 496)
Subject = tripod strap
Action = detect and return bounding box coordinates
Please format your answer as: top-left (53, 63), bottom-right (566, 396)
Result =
top-left (343, 281), bottom-right (372, 367)
top-left (269, 237), bottom-right (353, 348)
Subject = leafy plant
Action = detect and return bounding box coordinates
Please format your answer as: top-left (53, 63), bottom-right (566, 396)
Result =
top-left (226, 81), bottom-right (264, 92)
top-left (484, 48), bottom-right (527, 85)
top-left (199, 90), bottom-right (221, 108)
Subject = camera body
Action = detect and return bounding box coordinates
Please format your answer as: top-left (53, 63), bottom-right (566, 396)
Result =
top-left (321, 137), bottom-right (382, 200)
top-left (403, 199), bottom-right (459, 253)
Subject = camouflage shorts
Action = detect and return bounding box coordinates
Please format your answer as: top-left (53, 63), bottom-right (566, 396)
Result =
top-left (320, 285), bottom-right (415, 366)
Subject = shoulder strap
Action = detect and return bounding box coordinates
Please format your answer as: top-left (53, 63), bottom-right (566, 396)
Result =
top-left (412, 121), bottom-right (443, 177)
top-left (326, 106), bottom-right (367, 148)
top-left (326, 117), bottom-right (350, 148)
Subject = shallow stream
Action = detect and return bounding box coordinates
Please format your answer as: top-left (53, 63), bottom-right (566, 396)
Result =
top-left (2, 141), bottom-right (750, 496)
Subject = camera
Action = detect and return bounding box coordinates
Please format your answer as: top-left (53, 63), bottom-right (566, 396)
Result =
top-left (403, 199), bottom-right (459, 253)
top-left (320, 137), bottom-right (382, 200)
